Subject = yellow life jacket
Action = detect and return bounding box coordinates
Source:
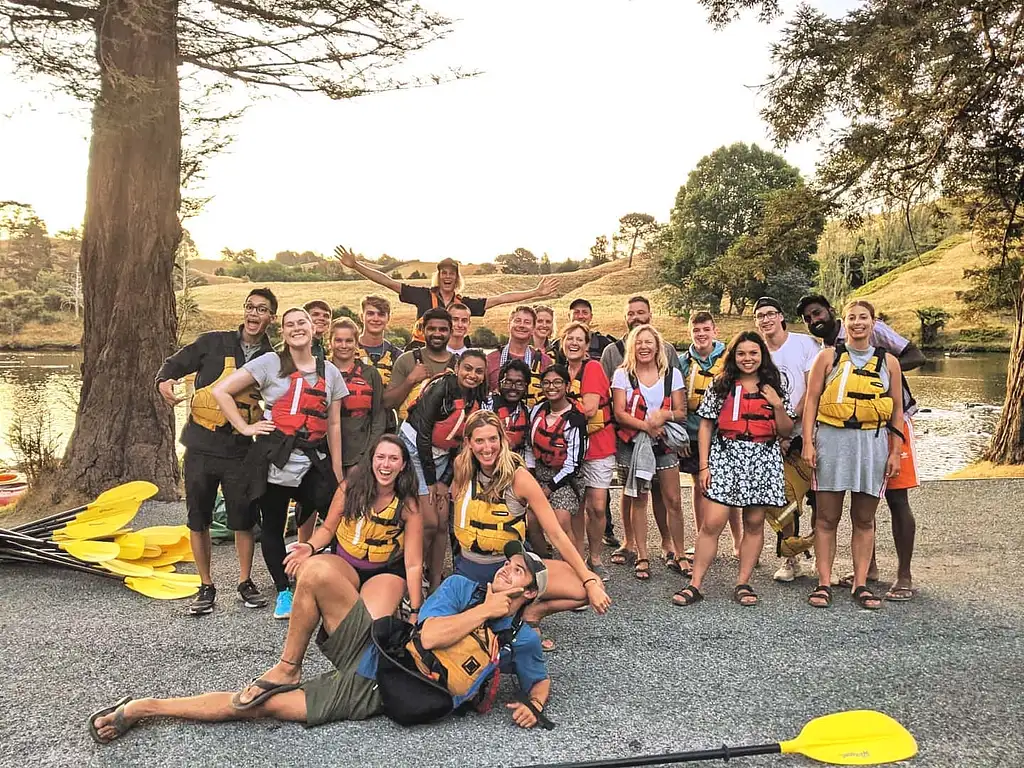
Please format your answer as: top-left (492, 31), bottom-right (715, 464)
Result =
top-left (453, 475), bottom-right (526, 557)
top-left (685, 349), bottom-right (725, 412)
top-left (336, 495), bottom-right (404, 564)
top-left (189, 356), bottom-right (263, 432)
top-left (360, 342), bottom-right (398, 387)
top-left (407, 624), bottom-right (499, 697)
top-left (397, 349), bottom-right (455, 421)
top-left (816, 345), bottom-right (894, 430)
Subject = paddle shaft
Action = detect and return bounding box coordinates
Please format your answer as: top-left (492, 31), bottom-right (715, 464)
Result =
top-left (0, 545), bottom-right (124, 581)
top-left (13, 503), bottom-right (92, 533)
top-left (0, 527), bottom-right (63, 551)
top-left (520, 743), bottom-right (781, 768)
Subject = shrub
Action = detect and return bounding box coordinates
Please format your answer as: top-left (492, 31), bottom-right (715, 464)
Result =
top-left (42, 290), bottom-right (64, 312)
top-left (387, 326), bottom-right (412, 348)
top-left (408, 270), bottom-right (427, 280)
top-left (391, 271), bottom-right (403, 279)
top-left (958, 327), bottom-right (1008, 343)
top-left (915, 306), bottom-right (951, 345)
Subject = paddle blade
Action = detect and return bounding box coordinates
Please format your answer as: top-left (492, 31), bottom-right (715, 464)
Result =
top-left (113, 533), bottom-right (146, 560)
top-left (101, 559), bottom-right (155, 577)
top-left (162, 538), bottom-right (195, 563)
top-left (125, 576), bottom-right (198, 600)
top-left (780, 711), bottom-right (918, 765)
top-left (136, 525), bottom-right (189, 547)
top-left (57, 539), bottom-right (120, 564)
top-left (152, 564), bottom-right (176, 573)
top-left (136, 550), bottom-right (184, 568)
top-left (93, 481), bottom-right (158, 507)
top-left (58, 510), bottom-right (139, 541)
top-left (150, 570), bottom-right (202, 587)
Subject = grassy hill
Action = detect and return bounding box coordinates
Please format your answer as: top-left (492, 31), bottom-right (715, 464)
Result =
top-left (852, 233), bottom-right (1014, 350)
top-left (2, 235), bottom-right (1013, 351)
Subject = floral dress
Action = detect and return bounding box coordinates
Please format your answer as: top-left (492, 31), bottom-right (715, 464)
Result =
top-left (696, 385), bottom-right (795, 508)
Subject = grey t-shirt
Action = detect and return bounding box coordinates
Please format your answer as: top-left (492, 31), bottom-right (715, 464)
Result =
top-left (244, 352), bottom-right (348, 486)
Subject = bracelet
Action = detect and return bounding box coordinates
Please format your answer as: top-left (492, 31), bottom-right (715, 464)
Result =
top-left (699, 465), bottom-right (708, 471)
top-left (303, 542), bottom-right (316, 554)
top-left (582, 577), bottom-right (598, 587)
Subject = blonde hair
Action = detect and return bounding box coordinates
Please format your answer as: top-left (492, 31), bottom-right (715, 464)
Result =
top-left (534, 304), bottom-right (556, 337)
top-left (451, 411), bottom-right (525, 504)
top-left (559, 321), bottom-right (591, 349)
top-left (842, 299), bottom-right (876, 319)
top-left (329, 317), bottom-right (360, 337)
top-left (431, 264), bottom-right (465, 293)
top-left (619, 324), bottom-right (667, 378)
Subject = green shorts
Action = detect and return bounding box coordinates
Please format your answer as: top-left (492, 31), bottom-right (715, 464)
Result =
top-left (301, 599), bottom-right (383, 726)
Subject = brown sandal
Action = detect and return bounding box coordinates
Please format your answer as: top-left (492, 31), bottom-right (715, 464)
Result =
top-left (610, 547), bottom-right (635, 565)
top-left (633, 558), bottom-right (651, 581)
top-left (732, 583), bottom-right (758, 607)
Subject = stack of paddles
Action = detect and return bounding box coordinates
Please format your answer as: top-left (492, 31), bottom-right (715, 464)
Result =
top-left (0, 481), bottom-right (201, 600)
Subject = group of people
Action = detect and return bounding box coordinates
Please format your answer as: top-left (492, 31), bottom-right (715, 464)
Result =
top-left (95, 257), bottom-right (923, 740)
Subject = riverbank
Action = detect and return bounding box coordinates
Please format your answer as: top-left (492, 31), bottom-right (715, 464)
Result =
top-left (944, 460), bottom-right (1024, 480)
top-left (2, 479), bottom-right (1021, 767)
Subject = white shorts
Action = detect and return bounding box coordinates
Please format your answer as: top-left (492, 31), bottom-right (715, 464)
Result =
top-left (580, 455), bottom-right (616, 490)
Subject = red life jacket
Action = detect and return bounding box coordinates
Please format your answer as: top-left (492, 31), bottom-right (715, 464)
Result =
top-left (530, 402), bottom-right (572, 469)
top-left (717, 384), bottom-right (776, 442)
top-left (567, 360), bottom-right (613, 436)
top-left (339, 361), bottom-right (374, 419)
top-left (494, 398), bottom-right (529, 452)
top-left (615, 371), bottom-right (672, 443)
top-left (270, 363), bottom-right (329, 441)
top-left (413, 372), bottom-right (480, 450)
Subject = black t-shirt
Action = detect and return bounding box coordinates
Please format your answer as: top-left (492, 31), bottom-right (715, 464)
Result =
top-left (398, 284), bottom-right (487, 318)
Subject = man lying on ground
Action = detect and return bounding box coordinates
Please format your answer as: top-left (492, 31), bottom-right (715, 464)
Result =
top-left (89, 542), bottom-right (551, 740)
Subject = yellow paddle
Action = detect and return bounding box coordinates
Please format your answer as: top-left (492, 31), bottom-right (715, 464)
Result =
top-left (0, 529), bottom-right (121, 564)
top-left (56, 509), bottom-right (141, 542)
top-left (150, 570), bottom-right (203, 587)
top-left (101, 559), bottom-right (155, 577)
top-left (125, 576), bottom-right (199, 600)
top-left (113, 533), bottom-right (146, 560)
top-left (520, 711), bottom-right (917, 767)
top-left (135, 550), bottom-right (184, 568)
top-left (15, 482), bottom-right (159, 535)
top-left (136, 525), bottom-right (189, 547)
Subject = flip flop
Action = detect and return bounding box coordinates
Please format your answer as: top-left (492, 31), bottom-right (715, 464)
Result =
top-left (838, 572), bottom-right (879, 589)
top-left (230, 678), bottom-right (300, 711)
top-left (88, 695), bottom-right (133, 744)
top-left (884, 586), bottom-right (917, 602)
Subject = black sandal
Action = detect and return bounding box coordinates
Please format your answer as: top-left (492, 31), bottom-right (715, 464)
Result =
top-left (665, 551), bottom-right (681, 572)
top-left (633, 558), bottom-right (651, 581)
top-left (733, 583), bottom-right (758, 607)
top-left (88, 695), bottom-right (134, 744)
top-left (852, 585), bottom-right (882, 610)
top-left (230, 678), bottom-right (301, 710)
top-left (808, 584), bottom-right (833, 608)
top-left (672, 584), bottom-right (703, 606)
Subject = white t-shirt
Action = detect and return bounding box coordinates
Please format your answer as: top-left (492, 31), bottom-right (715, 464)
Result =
top-left (611, 368), bottom-right (685, 418)
top-left (767, 332), bottom-right (819, 435)
top-left (244, 352), bottom-right (348, 486)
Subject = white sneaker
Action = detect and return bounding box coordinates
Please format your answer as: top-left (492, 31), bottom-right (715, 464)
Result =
top-left (773, 558), bottom-right (799, 582)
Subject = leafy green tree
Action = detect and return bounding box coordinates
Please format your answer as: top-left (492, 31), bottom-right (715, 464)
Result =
top-left (0, 0), bottom-right (463, 497)
top-left (915, 307), bottom-right (951, 346)
top-left (589, 235), bottom-right (611, 267)
top-left (221, 247), bottom-right (257, 265)
top-left (408, 270), bottom-right (427, 279)
top-left (617, 213), bottom-right (657, 268)
top-left (662, 143), bottom-right (803, 312)
top-left (696, 0), bottom-right (1024, 463)
top-left (0, 202), bottom-right (51, 288)
top-left (496, 248), bottom-right (538, 275)
top-left (538, 253), bottom-right (552, 275)
top-left (476, 262), bottom-right (497, 275)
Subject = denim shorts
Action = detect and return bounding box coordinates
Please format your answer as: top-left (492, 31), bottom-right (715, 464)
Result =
top-left (400, 430), bottom-right (450, 496)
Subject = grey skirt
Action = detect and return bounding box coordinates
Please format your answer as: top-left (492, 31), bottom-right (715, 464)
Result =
top-left (534, 463), bottom-right (583, 514)
top-left (813, 423), bottom-right (889, 498)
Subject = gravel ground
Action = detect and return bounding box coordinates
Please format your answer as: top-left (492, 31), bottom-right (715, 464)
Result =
top-left (2, 479), bottom-right (1022, 768)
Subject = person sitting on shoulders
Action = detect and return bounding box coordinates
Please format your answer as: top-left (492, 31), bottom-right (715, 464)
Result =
top-left (674, 331), bottom-right (795, 608)
top-left (88, 541), bottom-right (553, 740)
top-left (451, 410), bottom-right (611, 651)
top-left (334, 246), bottom-right (556, 350)
top-left (400, 349), bottom-right (488, 591)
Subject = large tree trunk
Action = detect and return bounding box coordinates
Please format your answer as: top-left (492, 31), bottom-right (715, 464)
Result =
top-left (58, 0), bottom-right (182, 500)
top-left (985, 290), bottom-right (1024, 465)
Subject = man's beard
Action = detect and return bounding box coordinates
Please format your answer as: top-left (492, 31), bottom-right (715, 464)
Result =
top-left (809, 318), bottom-right (838, 340)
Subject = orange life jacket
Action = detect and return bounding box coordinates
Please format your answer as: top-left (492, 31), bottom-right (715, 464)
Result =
top-left (717, 384), bottom-right (776, 442)
top-left (339, 361), bottom-right (375, 419)
top-left (615, 371), bottom-right (672, 443)
top-left (410, 288), bottom-right (464, 344)
top-left (566, 360), bottom-right (612, 436)
top-left (530, 402), bottom-right (573, 469)
top-left (493, 398), bottom-right (529, 452)
top-left (269, 363), bottom-right (329, 441)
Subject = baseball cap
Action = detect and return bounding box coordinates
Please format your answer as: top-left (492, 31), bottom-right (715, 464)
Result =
top-left (437, 257), bottom-right (460, 272)
top-left (753, 296), bottom-right (784, 314)
top-left (569, 298), bottom-right (593, 312)
top-left (503, 540), bottom-right (548, 598)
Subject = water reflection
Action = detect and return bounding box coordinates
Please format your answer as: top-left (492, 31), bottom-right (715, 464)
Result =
top-left (0, 350), bottom-right (1012, 479)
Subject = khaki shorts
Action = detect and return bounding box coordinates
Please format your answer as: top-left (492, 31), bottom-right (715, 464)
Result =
top-left (301, 599), bottom-right (383, 726)
top-left (580, 455), bottom-right (616, 489)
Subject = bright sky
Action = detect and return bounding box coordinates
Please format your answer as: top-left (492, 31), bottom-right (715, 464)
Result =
top-left (0, 0), bottom-right (835, 264)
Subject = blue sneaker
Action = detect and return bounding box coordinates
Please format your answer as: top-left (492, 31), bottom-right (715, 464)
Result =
top-left (273, 589), bottom-right (293, 620)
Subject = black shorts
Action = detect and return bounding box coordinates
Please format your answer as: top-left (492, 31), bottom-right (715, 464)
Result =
top-left (679, 440), bottom-right (700, 476)
top-left (355, 558), bottom-right (406, 588)
top-left (183, 450), bottom-right (258, 532)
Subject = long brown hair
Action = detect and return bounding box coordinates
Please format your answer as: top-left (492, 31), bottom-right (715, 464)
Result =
top-left (277, 307), bottom-right (314, 377)
top-left (341, 435), bottom-right (417, 521)
top-left (451, 410), bottom-right (524, 503)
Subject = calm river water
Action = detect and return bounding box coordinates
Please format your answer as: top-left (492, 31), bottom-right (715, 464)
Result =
top-left (0, 350), bottom-right (1010, 480)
